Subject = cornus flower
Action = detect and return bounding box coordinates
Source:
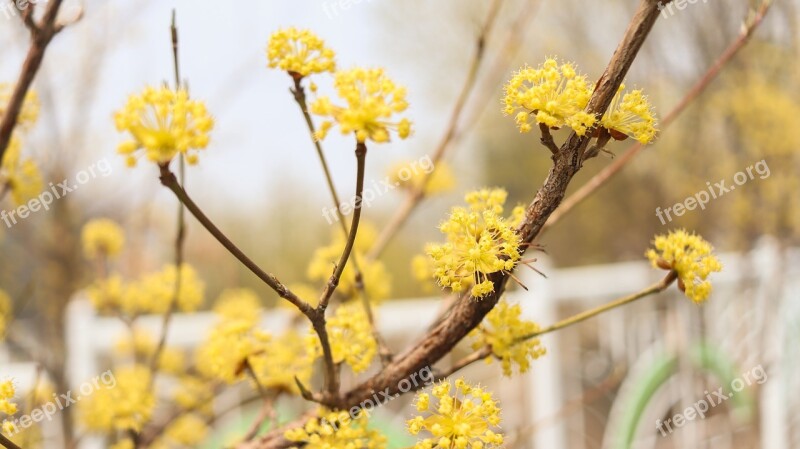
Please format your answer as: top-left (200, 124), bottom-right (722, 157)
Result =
top-left (114, 86), bottom-right (214, 167)
top-left (266, 27), bottom-right (336, 78)
top-left (427, 188), bottom-right (522, 298)
top-left (599, 84), bottom-right (658, 144)
top-left (251, 330), bottom-right (317, 395)
top-left (0, 83), bottom-right (39, 130)
top-left (470, 302), bottom-right (546, 376)
top-left (309, 302), bottom-right (377, 373)
top-left (1, 136), bottom-right (43, 206)
top-left (407, 378), bottom-right (504, 449)
top-left (646, 229), bottom-right (722, 303)
top-left (79, 365), bottom-right (155, 432)
top-left (81, 218), bottom-right (125, 260)
top-left (311, 67), bottom-right (412, 143)
top-left (285, 408), bottom-right (387, 449)
top-left (0, 380), bottom-right (17, 416)
top-left (503, 58), bottom-right (596, 136)
top-left (196, 317), bottom-right (271, 384)
top-left (162, 414), bottom-right (209, 447)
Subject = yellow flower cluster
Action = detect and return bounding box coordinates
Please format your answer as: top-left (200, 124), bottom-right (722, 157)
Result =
top-left (87, 264), bottom-right (205, 316)
top-left (285, 408), bottom-right (386, 449)
top-left (1, 136), bottom-right (43, 206)
top-left (311, 67), bottom-right (412, 143)
top-left (81, 218), bottom-right (125, 260)
top-left (307, 222), bottom-right (391, 303)
top-left (407, 378), bottom-right (504, 449)
top-left (172, 376), bottom-right (214, 414)
top-left (600, 84), bottom-right (658, 144)
top-left (197, 289), bottom-right (317, 391)
top-left (388, 160), bottom-right (456, 196)
top-left (0, 289), bottom-right (11, 341)
top-left (427, 188), bottom-right (523, 298)
top-left (646, 229), bottom-right (722, 303)
top-left (251, 329), bottom-right (317, 394)
top-left (309, 303), bottom-right (377, 374)
top-left (0, 380), bottom-right (17, 416)
top-left (470, 302), bottom-right (546, 376)
top-left (79, 366), bottom-right (155, 432)
top-left (162, 414), bottom-right (209, 447)
top-left (503, 58), bottom-right (596, 136)
top-left (266, 27), bottom-right (336, 78)
top-left (0, 83), bottom-right (39, 130)
top-left (114, 86), bottom-right (214, 167)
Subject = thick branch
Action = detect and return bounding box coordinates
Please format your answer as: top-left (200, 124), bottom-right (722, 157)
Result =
top-left (0, 0), bottom-right (65, 163)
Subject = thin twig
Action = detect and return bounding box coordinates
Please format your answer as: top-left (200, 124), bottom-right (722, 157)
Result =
top-left (149, 8), bottom-right (187, 380)
top-left (0, 0), bottom-right (67, 164)
top-left (543, 0), bottom-right (772, 231)
top-left (290, 78), bottom-right (393, 364)
top-left (157, 165), bottom-right (314, 317)
top-left (367, 0), bottom-right (503, 260)
top-left (0, 433), bottom-right (22, 449)
top-left (315, 142), bottom-right (368, 397)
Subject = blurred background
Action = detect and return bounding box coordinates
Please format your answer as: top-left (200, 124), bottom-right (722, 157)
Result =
top-left (0, 0), bottom-right (798, 448)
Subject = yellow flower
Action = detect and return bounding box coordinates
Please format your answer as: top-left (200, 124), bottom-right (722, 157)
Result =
top-left (388, 160), bottom-right (455, 196)
top-left (195, 320), bottom-right (271, 384)
top-left (0, 289), bottom-right (11, 341)
top-left (251, 329), bottom-right (317, 394)
top-left (0, 380), bottom-right (17, 416)
top-left (266, 27), bottom-right (336, 77)
top-left (79, 366), bottom-right (155, 432)
top-left (285, 408), bottom-right (387, 449)
top-left (135, 264), bottom-right (206, 314)
top-left (213, 288), bottom-right (262, 327)
top-left (503, 58), bottom-right (596, 135)
top-left (0, 84), bottom-right (39, 130)
top-left (307, 222), bottom-right (391, 303)
top-left (600, 84), bottom-right (658, 144)
top-left (114, 86), bottom-right (214, 166)
top-left (407, 378), bottom-right (504, 448)
top-left (172, 376), bottom-right (214, 414)
top-left (427, 188), bottom-right (522, 298)
top-left (411, 252), bottom-right (436, 293)
top-left (164, 414), bottom-right (209, 447)
top-left (470, 302), bottom-right (546, 376)
top-left (81, 218), bottom-right (125, 260)
top-left (311, 67), bottom-right (412, 143)
top-left (646, 229), bottom-right (722, 303)
top-left (1, 136), bottom-right (43, 206)
top-left (309, 302), bottom-right (377, 374)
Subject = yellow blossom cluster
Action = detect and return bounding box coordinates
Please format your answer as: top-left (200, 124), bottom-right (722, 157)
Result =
top-left (0, 380), bottom-right (17, 416)
top-left (1, 136), bottom-right (43, 206)
top-left (0, 289), bottom-right (11, 341)
top-left (309, 302), bottom-right (377, 374)
top-left (172, 375), bottom-right (214, 415)
top-left (114, 86), bottom-right (214, 167)
top-left (81, 218), bottom-right (125, 260)
top-left (161, 414), bottom-right (209, 447)
top-left (503, 58), bottom-right (596, 135)
top-left (266, 27), bottom-right (336, 77)
top-left (600, 84), bottom-right (658, 144)
top-left (0, 84), bottom-right (39, 130)
top-left (646, 229), bottom-right (722, 303)
top-left (307, 222), bottom-right (391, 303)
top-left (311, 67), bottom-right (412, 143)
top-left (470, 302), bottom-right (546, 376)
top-left (427, 188), bottom-right (523, 298)
top-left (388, 160), bottom-right (456, 196)
top-left (87, 264), bottom-right (205, 316)
top-left (285, 408), bottom-right (386, 449)
top-left (407, 378), bottom-right (504, 448)
top-left (79, 365), bottom-right (155, 432)
top-left (196, 318), bottom-right (271, 384)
